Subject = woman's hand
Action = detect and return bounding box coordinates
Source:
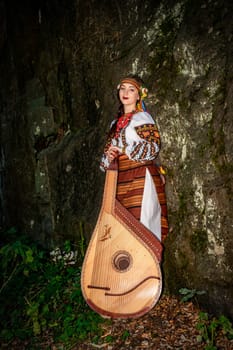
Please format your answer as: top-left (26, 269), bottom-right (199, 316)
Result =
top-left (106, 146), bottom-right (121, 162)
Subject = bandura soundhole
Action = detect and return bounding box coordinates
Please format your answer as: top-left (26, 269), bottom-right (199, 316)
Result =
top-left (112, 251), bottom-right (132, 272)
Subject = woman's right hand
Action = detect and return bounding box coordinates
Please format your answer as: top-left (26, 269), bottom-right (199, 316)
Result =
top-left (106, 146), bottom-right (121, 162)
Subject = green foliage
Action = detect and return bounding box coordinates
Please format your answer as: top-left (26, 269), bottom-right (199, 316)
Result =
top-left (78, 221), bottom-right (87, 258)
top-left (104, 334), bottom-right (115, 343)
top-left (218, 315), bottom-right (233, 339)
top-left (179, 287), bottom-right (206, 302)
top-left (197, 312), bottom-right (218, 350)
top-left (196, 312), bottom-right (233, 350)
top-left (179, 288), bottom-right (233, 349)
top-left (121, 329), bottom-right (130, 340)
top-left (0, 227), bottom-right (103, 347)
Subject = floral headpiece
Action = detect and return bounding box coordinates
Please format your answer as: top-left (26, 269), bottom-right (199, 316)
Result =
top-left (117, 78), bottom-right (148, 112)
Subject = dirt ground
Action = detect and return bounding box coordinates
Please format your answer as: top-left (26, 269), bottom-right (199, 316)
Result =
top-left (75, 294), bottom-right (233, 350)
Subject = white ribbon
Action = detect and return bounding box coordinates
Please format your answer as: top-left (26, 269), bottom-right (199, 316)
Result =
top-left (140, 168), bottom-right (161, 241)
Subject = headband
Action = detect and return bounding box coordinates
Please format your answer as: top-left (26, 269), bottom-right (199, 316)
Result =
top-left (119, 78), bottom-right (141, 90)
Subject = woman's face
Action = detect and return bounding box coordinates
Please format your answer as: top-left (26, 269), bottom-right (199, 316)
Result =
top-left (119, 83), bottom-right (140, 112)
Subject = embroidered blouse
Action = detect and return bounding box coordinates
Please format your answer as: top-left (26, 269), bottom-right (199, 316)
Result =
top-left (100, 111), bottom-right (161, 171)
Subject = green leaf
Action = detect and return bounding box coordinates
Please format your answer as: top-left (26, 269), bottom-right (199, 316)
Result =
top-left (179, 288), bottom-right (191, 294)
top-left (25, 249), bottom-right (34, 263)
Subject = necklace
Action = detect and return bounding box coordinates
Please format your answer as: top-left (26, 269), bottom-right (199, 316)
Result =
top-left (114, 110), bottom-right (136, 138)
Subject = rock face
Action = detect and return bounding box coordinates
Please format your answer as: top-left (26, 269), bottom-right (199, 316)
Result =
top-left (0, 0), bottom-right (232, 318)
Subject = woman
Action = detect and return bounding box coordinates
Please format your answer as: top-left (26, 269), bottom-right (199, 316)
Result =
top-left (100, 75), bottom-right (168, 242)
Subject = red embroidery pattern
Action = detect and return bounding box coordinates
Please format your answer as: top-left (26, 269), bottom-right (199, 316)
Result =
top-left (135, 124), bottom-right (160, 144)
top-left (114, 112), bottom-right (134, 138)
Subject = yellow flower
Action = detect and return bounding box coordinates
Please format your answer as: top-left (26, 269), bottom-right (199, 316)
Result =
top-left (159, 166), bottom-right (166, 175)
top-left (140, 87), bottom-right (148, 100)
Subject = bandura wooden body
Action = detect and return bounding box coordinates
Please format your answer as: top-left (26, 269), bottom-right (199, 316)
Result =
top-left (81, 161), bottom-right (163, 319)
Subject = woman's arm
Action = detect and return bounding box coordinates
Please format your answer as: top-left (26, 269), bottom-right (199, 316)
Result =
top-left (124, 119), bottom-right (161, 162)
